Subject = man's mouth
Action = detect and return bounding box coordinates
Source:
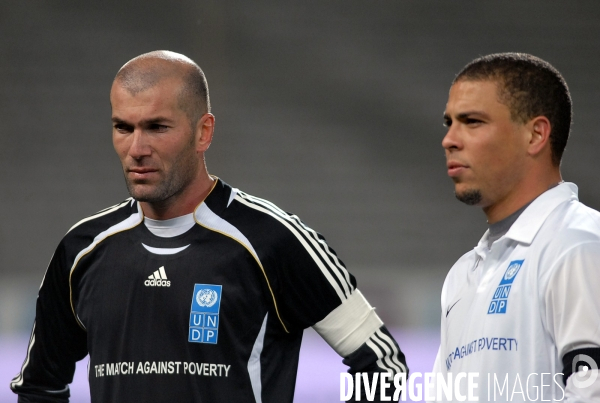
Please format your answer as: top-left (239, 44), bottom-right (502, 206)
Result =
top-left (446, 161), bottom-right (468, 177)
top-left (127, 167), bottom-right (158, 180)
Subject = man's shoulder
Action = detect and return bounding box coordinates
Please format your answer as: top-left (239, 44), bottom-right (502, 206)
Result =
top-left (205, 180), bottom-right (286, 220)
top-left (231, 189), bottom-right (294, 220)
top-left (63, 198), bottom-right (141, 243)
top-left (48, 198), bottom-right (141, 268)
top-left (565, 199), bottom-right (600, 231)
top-left (207, 179), bottom-right (300, 229)
top-left (449, 248), bottom-right (478, 269)
top-left (443, 249), bottom-right (478, 285)
top-left (541, 198), bottom-right (600, 246)
top-left (210, 183), bottom-right (318, 251)
top-left (523, 199), bottom-right (600, 281)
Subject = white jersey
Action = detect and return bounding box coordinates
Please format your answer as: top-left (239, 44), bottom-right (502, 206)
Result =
top-left (430, 183), bottom-right (600, 402)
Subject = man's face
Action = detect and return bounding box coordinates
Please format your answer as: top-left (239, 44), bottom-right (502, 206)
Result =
top-left (442, 80), bottom-right (530, 209)
top-left (111, 77), bottom-right (200, 204)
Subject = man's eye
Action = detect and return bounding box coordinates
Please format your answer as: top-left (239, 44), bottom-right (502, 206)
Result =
top-left (443, 119), bottom-right (452, 128)
top-left (465, 118), bottom-right (482, 125)
top-left (114, 124), bottom-right (132, 133)
top-left (149, 124), bottom-right (169, 132)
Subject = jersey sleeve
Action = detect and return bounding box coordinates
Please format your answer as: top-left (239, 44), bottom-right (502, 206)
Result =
top-left (10, 241), bottom-right (88, 403)
top-left (260, 211), bottom-right (408, 401)
top-left (228, 190), bottom-right (407, 400)
top-left (265, 218), bottom-right (358, 330)
top-left (544, 241), bottom-right (600, 401)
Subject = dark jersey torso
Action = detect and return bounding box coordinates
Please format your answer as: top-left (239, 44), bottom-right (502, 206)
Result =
top-left (14, 179), bottom-right (357, 403)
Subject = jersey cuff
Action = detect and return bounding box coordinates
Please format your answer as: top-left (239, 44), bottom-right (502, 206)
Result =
top-left (312, 289), bottom-right (383, 357)
top-left (562, 347), bottom-right (600, 384)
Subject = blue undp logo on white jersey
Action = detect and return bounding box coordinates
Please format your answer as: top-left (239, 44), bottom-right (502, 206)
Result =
top-left (499, 260), bottom-right (523, 285)
top-left (189, 284), bottom-right (222, 344)
top-left (488, 260), bottom-right (524, 315)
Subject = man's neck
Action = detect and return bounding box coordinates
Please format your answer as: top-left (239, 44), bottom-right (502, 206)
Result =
top-left (483, 172), bottom-right (562, 224)
top-left (141, 174), bottom-right (215, 220)
top-left (487, 201), bottom-right (532, 248)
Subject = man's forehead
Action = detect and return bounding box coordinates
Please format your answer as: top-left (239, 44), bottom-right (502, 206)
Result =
top-left (446, 79), bottom-right (504, 112)
top-left (451, 79), bottom-right (499, 96)
top-left (111, 74), bottom-right (183, 101)
top-left (110, 81), bottom-right (184, 119)
top-left (116, 72), bottom-right (183, 96)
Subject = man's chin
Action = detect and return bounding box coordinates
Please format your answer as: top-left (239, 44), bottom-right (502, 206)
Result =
top-left (455, 188), bottom-right (482, 206)
top-left (126, 184), bottom-right (164, 203)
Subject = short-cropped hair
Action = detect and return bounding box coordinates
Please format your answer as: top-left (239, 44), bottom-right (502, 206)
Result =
top-left (454, 53), bottom-right (572, 166)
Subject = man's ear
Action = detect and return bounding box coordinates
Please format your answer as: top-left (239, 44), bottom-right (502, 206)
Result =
top-left (526, 116), bottom-right (552, 157)
top-left (196, 113), bottom-right (215, 152)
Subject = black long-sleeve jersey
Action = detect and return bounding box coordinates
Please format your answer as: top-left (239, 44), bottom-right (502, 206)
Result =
top-left (11, 178), bottom-right (406, 402)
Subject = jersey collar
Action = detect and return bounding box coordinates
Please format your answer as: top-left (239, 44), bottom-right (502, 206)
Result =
top-left (194, 176), bottom-right (237, 217)
top-left (476, 182), bottom-right (578, 251)
top-left (134, 176), bottom-right (235, 222)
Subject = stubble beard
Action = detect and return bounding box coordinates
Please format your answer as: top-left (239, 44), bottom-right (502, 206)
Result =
top-left (124, 140), bottom-right (199, 205)
top-left (455, 189), bottom-right (482, 206)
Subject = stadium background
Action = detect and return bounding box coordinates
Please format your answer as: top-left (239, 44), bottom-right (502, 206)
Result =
top-left (1, 1), bottom-right (599, 401)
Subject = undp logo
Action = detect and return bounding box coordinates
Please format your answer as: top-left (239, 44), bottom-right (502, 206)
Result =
top-left (504, 263), bottom-right (520, 281)
top-left (499, 259), bottom-right (524, 286)
top-left (196, 288), bottom-right (218, 308)
top-left (490, 259), bottom-right (525, 315)
top-left (189, 284), bottom-right (222, 344)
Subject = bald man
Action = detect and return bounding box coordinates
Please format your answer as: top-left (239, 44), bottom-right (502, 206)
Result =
top-left (11, 51), bottom-right (407, 403)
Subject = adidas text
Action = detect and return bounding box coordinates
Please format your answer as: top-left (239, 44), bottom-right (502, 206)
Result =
top-left (145, 266), bottom-right (171, 287)
top-left (144, 279), bottom-right (171, 287)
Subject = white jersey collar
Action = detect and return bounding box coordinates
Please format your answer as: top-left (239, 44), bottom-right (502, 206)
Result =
top-left (143, 211), bottom-right (196, 238)
top-left (475, 182), bottom-right (578, 253)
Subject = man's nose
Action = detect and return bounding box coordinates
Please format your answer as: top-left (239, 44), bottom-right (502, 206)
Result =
top-left (442, 124), bottom-right (461, 151)
top-left (128, 130), bottom-right (151, 159)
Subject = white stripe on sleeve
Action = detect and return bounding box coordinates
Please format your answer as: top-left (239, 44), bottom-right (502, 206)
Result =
top-left (235, 194), bottom-right (349, 301)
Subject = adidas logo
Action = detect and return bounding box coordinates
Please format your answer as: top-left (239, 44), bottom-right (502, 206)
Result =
top-left (144, 266), bottom-right (171, 287)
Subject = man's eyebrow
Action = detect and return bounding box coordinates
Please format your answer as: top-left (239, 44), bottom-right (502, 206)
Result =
top-left (443, 111), bottom-right (491, 121)
top-left (144, 117), bottom-right (175, 124)
top-left (111, 117), bottom-right (175, 125)
top-left (455, 111), bottom-right (490, 120)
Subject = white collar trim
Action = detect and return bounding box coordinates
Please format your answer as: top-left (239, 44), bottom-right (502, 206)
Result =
top-left (144, 212), bottom-right (196, 238)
